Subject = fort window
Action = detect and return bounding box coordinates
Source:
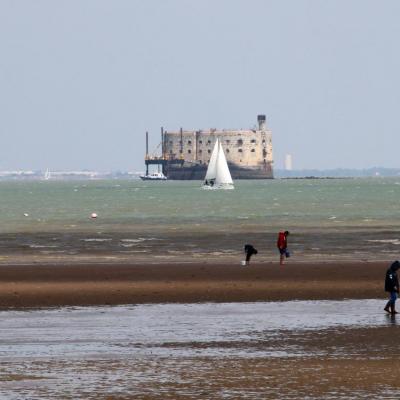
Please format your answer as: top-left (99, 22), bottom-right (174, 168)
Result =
top-left (226, 140), bottom-right (230, 144)
top-left (226, 149), bottom-right (230, 153)
top-left (188, 140), bottom-right (192, 145)
top-left (199, 140), bottom-right (202, 144)
top-left (207, 140), bottom-right (211, 144)
top-left (208, 149), bottom-right (211, 153)
top-left (169, 141), bottom-right (173, 145)
top-left (179, 140), bottom-right (182, 145)
top-left (169, 150), bottom-right (173, 154)
top-left (188, 149), bottom-right (191, 154)
top-left (251, 149), bottom-right (255, 152)
top-left (251, 139), bottom-right (256, 143)
top-left (238, 149), bottom-right (243, 153)
top-left (179, 150), bottom-right (183, 154)
top-left (198, 150), bottom-right (202, 154)
top-left (237, 139), bottom-right (243, 146)
top-left (262, 139), bottom-right (266, 144)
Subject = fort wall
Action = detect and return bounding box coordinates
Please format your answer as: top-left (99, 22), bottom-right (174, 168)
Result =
top-left (160, 115), bottom-right (274, 179)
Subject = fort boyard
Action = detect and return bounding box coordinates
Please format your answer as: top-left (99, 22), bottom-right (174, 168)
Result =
top-left (145, 115), bottom-right (274, 180)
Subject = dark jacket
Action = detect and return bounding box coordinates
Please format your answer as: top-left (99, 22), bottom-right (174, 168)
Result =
top-left (244, 244), bottom-right (257, 255)
top-left (385, 263), bottom-right (400, 292)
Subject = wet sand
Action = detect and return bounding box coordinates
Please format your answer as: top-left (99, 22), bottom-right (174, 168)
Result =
top-left (4, 356), bottom-right (398, 399)
top-left (0, 261), bottom-right (389, 308)
top-left (1, 260), bottom-right (396, 398)
top-left (1, 301), bottom-right (400, 399)
top-left (2, 229), bottom-right (400, 265)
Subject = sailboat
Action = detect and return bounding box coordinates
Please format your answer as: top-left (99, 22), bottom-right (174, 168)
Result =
top-left (44, 168), bottom-right (51, 180)
top-left (202, 139), bottom-right (234, 189)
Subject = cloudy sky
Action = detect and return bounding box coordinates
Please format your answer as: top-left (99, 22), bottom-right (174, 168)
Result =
top-left (1, 0), bottom-right (399, 171)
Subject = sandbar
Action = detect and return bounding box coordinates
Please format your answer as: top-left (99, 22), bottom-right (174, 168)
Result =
top-left (0, 261), bottom-right (389, 308)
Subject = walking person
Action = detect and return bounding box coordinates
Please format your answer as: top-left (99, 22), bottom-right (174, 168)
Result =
top-left (277, 231), bottom-right (290, 266)
top-left (384, 260), bottom-right (400, 315)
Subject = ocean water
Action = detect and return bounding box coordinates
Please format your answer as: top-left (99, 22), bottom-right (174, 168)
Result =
top-left (1, 178), bottom-right (400, 262)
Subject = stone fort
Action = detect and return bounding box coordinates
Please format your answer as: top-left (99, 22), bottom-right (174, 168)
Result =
top-left (146, 115), bottom-right (273, 179)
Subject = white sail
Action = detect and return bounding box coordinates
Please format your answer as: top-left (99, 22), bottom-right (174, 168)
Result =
top-left (202, 138), bottom-right (234, 189)
top-left (44, 168), bottom-right (51, 180)
top-left (215, 141), bottom-right (233, 185)
top-left (204, 140), bottom-right (219, 181)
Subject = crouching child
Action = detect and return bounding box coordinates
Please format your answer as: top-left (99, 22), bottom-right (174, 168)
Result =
top-left (244, 244), bottom-right (258, 266)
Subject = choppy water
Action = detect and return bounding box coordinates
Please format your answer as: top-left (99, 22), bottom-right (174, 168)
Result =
top-left (1, 178), bottom-right (400, 262)
top-left (1, 300), bottom-right (399, 399)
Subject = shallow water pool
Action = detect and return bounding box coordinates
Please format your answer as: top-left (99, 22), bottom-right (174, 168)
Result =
top-left (1, 300), bottom-right (399, 399)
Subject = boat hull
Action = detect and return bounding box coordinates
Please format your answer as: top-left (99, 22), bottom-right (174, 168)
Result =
top-left (139, 175), bottom-right (167, 181)
top-left (202, 184), bottom-right (234, 190)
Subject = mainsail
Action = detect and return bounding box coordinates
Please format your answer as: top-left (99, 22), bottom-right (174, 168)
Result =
top-left (44, 168), bottom-right (51, 180)
top-left (215, 141), bottom-right (233, 185)
top-left (203, 139), bottom-right (234, 189)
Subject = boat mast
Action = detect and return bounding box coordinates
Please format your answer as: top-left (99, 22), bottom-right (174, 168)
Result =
top-left (145, 131), bottom-right (149, 176)
top-left (161, 126), bottom-right (164, 175)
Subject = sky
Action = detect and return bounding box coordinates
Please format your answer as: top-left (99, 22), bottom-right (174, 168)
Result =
top-left (1, 0), bottom-right (399, 171)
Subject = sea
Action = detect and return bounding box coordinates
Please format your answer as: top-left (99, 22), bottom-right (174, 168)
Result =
top-left (1, 177), bottom-right (400, 263)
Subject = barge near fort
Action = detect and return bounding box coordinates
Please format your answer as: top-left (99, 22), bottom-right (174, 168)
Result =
top-left (145, 115), bottom-right (274, 180)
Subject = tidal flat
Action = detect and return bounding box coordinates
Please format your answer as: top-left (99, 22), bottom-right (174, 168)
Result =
top-left (1, 300), bottom-right (400, 399)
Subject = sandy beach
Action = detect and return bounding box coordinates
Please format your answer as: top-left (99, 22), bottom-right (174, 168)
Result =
top-left (0, 246), bottom-right (397, 398)
top-left (2, 261), bottom-right (399, 399)
top-left (0, 261), bottom-right (389, 308)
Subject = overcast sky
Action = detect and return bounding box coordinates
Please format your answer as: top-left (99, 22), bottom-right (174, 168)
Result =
top-left (1, 0), bottom-right (399, 171)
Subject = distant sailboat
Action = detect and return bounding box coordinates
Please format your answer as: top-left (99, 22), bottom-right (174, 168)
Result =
top-left (202, 139), bottom-right (234, 189)
top-left (44, 168), bottom-right (51, 180)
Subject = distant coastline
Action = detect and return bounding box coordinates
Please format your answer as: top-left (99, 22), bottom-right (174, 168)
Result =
top-left (281, 176), bottom-right (350, 180)
top-left (1, 167), bottom-right (400, 180)
top-left (275, 167), bottom-right (400, 178)
top-left (0, 170), bottom-right (142, 180)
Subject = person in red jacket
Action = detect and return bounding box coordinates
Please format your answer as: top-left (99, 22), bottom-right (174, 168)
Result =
top-left (277, 231), bottom-right (290, 265)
